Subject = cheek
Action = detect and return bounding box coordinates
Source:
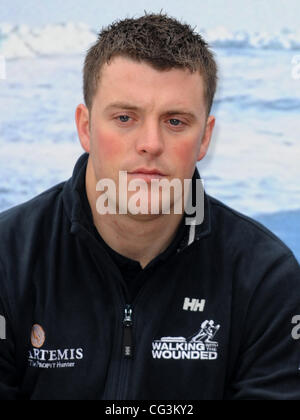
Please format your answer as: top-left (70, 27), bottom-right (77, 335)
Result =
top-left (93, 128), bottom-right (124, 159)
top-left (172, 140), bottom-right (197, 166)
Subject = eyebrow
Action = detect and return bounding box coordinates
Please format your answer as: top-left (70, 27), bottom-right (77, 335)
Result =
top-left (104, 102), bottom-right (139, 112)
top-left (103, 101), bottom-right (198, 121)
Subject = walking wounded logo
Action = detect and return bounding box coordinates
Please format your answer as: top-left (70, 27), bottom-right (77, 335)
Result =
top-left (152, 320), bottom-right (221, 360)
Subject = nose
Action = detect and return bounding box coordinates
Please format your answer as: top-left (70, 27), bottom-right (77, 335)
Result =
top-left (135, 120), bottom-right (164, 157)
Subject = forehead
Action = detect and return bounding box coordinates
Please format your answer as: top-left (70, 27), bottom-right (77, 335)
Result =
top-left (94, 56), bottom-right (205, 113)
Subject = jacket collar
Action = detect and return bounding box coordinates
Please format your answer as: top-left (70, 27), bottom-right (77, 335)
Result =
top-left (62, 153), bottom-right (211, 255)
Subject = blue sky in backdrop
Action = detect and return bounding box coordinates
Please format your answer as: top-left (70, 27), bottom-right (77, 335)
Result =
top-left (1, 0), bottom-right (300, 32)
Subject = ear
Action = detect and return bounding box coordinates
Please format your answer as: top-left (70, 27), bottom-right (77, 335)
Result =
top-left (197, 115), bottom-right (215, 162)
top-left (75, 104), bottom-right (91, 153)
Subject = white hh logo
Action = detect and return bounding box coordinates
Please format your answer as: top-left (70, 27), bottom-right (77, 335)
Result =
top-left (183, 298), bottom-right (206, 312)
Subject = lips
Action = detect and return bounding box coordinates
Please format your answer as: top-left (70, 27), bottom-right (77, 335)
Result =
top-left (128, 173), bottom-right (165, 180)
top-left (129, 168), bottom-right (165, 176)
top-left (128, 168), bottom-right (166, 184)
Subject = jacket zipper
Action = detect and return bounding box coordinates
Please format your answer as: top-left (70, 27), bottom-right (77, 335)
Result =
top-left (123, 304), bottom-right (134, 358)
top-left (116, 304), bottom-right (134, 399)
top-left (115, 265), bottom-right (163, 399)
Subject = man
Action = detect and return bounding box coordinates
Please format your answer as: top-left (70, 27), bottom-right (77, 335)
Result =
top-left (0, 12), bottom-right (300, 400)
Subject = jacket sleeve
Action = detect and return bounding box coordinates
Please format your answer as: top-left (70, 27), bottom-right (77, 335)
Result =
top-left (0, 260), bottom-right (19, 400)
top-left (227, 252), bottom-right (300, 400)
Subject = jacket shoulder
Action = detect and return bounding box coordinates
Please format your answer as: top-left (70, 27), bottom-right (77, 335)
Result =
top-left (207, 194), bottom-right (294, 260)
top-left (0, 182), bottom-right (66, 241)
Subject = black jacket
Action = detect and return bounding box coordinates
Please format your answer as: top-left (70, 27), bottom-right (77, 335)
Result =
top-left (0, 152), bottom-right (300, 400)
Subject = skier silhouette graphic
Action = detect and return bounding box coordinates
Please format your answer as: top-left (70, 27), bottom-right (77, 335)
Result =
top-left (189, 320), bottom-right (220, 344)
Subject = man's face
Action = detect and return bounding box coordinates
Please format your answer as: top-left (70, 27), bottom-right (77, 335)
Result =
top-left (76, 55), bottom-right (215, 216)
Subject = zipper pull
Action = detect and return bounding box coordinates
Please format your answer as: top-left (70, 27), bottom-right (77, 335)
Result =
top-left (123, 304), bottom-right (133, 359)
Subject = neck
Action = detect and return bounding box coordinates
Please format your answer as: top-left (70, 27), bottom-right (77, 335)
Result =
top-left (85, 158), bottom-right (185, 269)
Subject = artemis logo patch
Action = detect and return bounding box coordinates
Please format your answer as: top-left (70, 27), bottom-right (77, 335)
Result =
top-left (31, 324), bottom-right (46, 348)
top-left (28, 324), bottom-right (84, 369)
top-left (152, 320), bottom-right (220, 361)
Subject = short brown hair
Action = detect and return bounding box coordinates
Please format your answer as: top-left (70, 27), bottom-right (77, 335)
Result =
top-left (83, 11), bottom-right (218, 117)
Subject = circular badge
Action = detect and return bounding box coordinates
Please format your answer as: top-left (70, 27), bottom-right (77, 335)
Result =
top-left (31, 324), bottom-right (46, 348)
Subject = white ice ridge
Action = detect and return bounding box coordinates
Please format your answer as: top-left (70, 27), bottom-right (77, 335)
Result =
top-left (0, 22), bottom-right (97, 59)
top-left (0, 22), bottom-right (300, 59)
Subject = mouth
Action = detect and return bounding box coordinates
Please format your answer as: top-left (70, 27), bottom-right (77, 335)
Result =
top-left (129, 168), bottom-right (166, 175)
top-left (128, 172), bottom-right (166, 183)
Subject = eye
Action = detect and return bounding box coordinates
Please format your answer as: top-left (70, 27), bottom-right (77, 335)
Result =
top-left (117, 115), bottom-right (131, 123)
top-left (169, 119), bottom-right (184, 127)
